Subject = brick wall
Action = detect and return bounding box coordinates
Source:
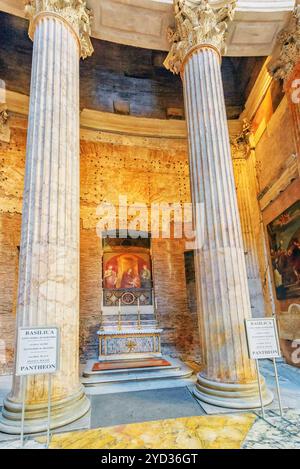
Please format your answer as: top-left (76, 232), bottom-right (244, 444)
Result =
top-left (0, 122), bottom-right (201, 373)
top-left (0, 213), bottom-right (21, 374)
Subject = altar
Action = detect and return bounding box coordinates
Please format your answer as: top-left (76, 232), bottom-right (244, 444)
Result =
top-left (97, 234), bottom-right (163, 362)
top-left (82, 232), bottom-right (192, 384)
top-left (97, 327), bottom-right (162, 361)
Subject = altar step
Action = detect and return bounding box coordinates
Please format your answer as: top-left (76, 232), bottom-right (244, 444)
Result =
top-left (81, 356), bottom-right (194, 389)
top-left (100, 319), bottom-right (159, 328)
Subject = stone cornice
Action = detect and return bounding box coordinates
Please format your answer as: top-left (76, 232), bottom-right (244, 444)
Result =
top-left (4, 89), bottom-right (245, 140)
top-left (0, 1), bottom-right (293, 55)
top-left (241, 57), bottom-right (273, 122)
top-left (24, 0), bottom-right (94, 59)
top-left (163, 0), bottom-right (236, 74)
top-left (268, 4), bottom-right (300, 84)
top-left (258, 154), bottom-right (298, 210)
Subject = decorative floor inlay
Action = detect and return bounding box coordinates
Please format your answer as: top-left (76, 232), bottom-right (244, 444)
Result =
top-left (37, 414), bottom-right (256, 449)
top-left (92, 358), bottom-right (171, 372)
top-left (243, 409), bottom-right (300, 449)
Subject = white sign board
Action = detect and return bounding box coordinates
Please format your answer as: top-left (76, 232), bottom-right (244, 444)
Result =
top-left (16, 327), bottom-right (59, 376)
top-left (245, 318), bottom-right (281, 360)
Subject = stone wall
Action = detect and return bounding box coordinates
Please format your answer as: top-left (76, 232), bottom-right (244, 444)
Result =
top-left (255, 97), bottom-right (296, 193)
top-left (0, 112), bottom-right (282, 373)
top-left (0, 213), bottom-right (21, 374)
top-left (78, 134), bottom-right (200, 362)
top-left (254, 96), bottom-right (300, 313)
top-left (0, 119), bottom-right (201, 373)
top-left (0, 126), bottom-right (25, 374)
top-left (151, 238), bottom-right (200, 361)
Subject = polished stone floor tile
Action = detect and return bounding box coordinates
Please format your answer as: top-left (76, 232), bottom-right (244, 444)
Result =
top-left (41, 414), bottom-right (256, 449)
top-left (243, 409), bottom-right (300, 449)
top-left (90, 387), bottom-right (205, 428)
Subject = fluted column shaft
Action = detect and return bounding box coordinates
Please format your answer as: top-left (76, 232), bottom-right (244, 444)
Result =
top-left (0, 14), bottom-right (90, 433)
top-left (182, 46), bottom-right (273, 407)
top-left (184, 47), bottom-right (255, 382)
top-left (233, 155), bottom-right (271, 317)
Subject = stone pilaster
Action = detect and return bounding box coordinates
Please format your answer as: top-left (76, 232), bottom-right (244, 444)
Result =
top-left (231, 124), bottom-right (273, 318)
top-left (269, 4), bottom-right (300, 172)
top-left (0, 80), bottom-right (10, 143)
top-left (284, 64), bottom-right (300, 174)
top-left (0, 1), bottom-right (93, 434)
top-left (165, 0), bottom-right (273, 408)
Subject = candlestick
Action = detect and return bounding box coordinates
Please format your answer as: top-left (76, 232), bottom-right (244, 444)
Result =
top-left (154, 296), bottom-right (159, 325)
top-left (137, 297), bottom-right (141, 329)
top-left (100, 309), bottom-right (103, 331)
top-left (118, 299), bottom-right (122, 331)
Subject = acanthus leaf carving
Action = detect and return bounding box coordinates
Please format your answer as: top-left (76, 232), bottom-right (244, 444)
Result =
top-left (24, 0), bottom-right (94, 59)
top-left (163, 0), bottom-right (236, 75)
top-left (230, 119), bottom-right (253, 160)
top-left (0, 104), bottom-right (10, 143)
top-left (268, 5), bottom-right (300, 83)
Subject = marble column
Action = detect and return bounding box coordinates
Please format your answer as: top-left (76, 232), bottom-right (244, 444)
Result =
top-left (0, 1), bottom-right (93, 433)
top-left (164, 0), bottom-right (273, 408)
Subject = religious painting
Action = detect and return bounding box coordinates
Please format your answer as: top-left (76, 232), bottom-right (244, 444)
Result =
top-left (103, 252), bottom-right (152, 290)
top-left (267, 201), bottom-right (300, 300)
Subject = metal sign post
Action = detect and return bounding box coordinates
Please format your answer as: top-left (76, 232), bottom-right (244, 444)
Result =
top-left (20, 375), bottom-right (27, 447)
top-left (245, 318), bottom-right (282, 420)
top-left (46, 373), bottom-right (52, 448)
top-left (273, 357), bottom-right (283, 417)
top-left (16, 326), bottom-right (59, 448)
top-left (254, 359), bottom-right (266, 419)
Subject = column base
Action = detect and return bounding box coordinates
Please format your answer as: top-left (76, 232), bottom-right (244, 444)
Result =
top-left (193, 373), bottom-right (274, 409)
top-left (0, 385), bottom-right (90, 434)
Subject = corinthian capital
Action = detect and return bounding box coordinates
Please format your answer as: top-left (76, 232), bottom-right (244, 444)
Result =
top-left (163, 0), bottom-right (236, 74)
top-left (24, 0), bottom-right (94, 59)
top-left (0, 105), bottom-right (10, 143)
top-left (268, 6), bottom-right (300, 84)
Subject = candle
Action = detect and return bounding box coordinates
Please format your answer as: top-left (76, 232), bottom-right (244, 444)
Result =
top-left (118, 299), bottom-right (122, 331)
top-left (154, 297), bottom-right (159, 324)
top-left (100, 309), bottom-right (104, 330)
top-left (137, 297), bottom-right (141, 329)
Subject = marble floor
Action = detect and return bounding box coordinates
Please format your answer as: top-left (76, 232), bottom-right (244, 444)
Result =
top-left (0, 359), bottom-right (300, 449)
top-left (37, 414), bottom-right (256, 449)
top-left (89, 387), bottom-right (205, 428)
top-left (243, 409), bottom-right (300, 449)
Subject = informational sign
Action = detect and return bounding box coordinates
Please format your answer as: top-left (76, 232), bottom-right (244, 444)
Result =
top-left (245, 318), bottom-right (281, 360)
top-left (16, 327), bottom-right (59, 376)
